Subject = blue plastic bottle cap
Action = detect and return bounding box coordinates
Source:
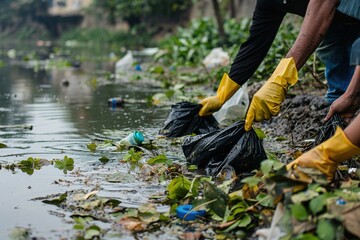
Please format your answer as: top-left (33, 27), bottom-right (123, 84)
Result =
top-left (133, 131), bottom-right (144, 144)
top-left (176, 204), bottom-right (206, 221)
top-left (336, 198), bottom-right (346, 205)
top-left (135, 64), bottom-right (142, 71)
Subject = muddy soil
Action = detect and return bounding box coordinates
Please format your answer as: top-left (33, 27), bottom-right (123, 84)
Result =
top-left (248, 82), bottom-right (330, 164)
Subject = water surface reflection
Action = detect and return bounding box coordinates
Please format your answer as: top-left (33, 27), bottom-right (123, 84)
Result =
top-left (0, 58), bottom-right (170, 238)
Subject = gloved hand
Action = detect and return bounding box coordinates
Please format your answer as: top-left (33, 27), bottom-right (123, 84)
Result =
top-left (287, 127), bottom-right (360, 181)
top-left (199, 73), bottom-right (240, 117)
top-left (244, 58), bottom-right (298, 131)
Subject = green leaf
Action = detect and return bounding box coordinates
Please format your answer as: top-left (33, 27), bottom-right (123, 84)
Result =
top-left (87, 142), bottom-right (97, 153)
top-left (0, 143), bottom-right (7, 148)
top-left (290, 203), bottom-right (308, 221)
top-left (293, 233), bottom-right (319, 240)
top-left (237, 213), bottom-right (252, 227)
top-left (291, 190), bottom-right (319, 203)
top-left (309, 195), bottom-right (326, 215)
top-left (241, 176), bottom-right (261, 187)
top-left (254, 128), bottom-right (266, 139)
top-left (99, 156), bottom-right (110, 163)
top-left (8, 227), bottom-right (30, 240)
top-left (54, 156), bottom-right (74, 174)
top-left (261, 160), bottom-right (274, 176)
top-left (316, 220), bottom-right (335, 240)
top-left (18, 157), bottom-right (46, 175)
top-left (256, 193), bottom-right (274, 207)
top-left (138, 203), bottom-right (160, 224)
top-left (147, 154), bottom-right (172, 165)
top-left (203, 181), bottom-right (229, 218)
top-left (123, 148), bottom-right (142, 164)
top-left (84, 225), bottom-right (101, 239)
top-left (167, 176), bottom-right (191, 200)
top-left (188, 165), bottom-right (198, 171)
top-left (42, 192), bottom-right (67, 206)
top-left (73, 224), bottom-right (84, 230)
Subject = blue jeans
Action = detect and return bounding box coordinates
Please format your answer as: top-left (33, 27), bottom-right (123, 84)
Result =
top-left (317, 18), bottom-right (360, 104)
top-left (350, 37), bottom-right (360, 66)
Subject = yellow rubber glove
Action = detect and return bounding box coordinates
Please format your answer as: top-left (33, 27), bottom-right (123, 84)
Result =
top-left (244, 58), bottom-right (298, 131)
top-left (199, 73), bottom-right (240, 117)
top-left (287, 127), bottom-right (360, 181)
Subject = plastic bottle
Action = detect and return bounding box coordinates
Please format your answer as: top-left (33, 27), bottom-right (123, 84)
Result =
top-left (108, 97), bottom-right (124, 108)
top-left (119, 131), bottom-right (144, 146)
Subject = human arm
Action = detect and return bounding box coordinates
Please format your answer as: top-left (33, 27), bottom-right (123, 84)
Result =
top-left (287, 113), bottom-right (360, 181)
top-left (324, 66), bottom-right (360, 123)
top-left (199, 1), bottom-right (285, 116)
top-left (286, 0), bottom-right (339, 69)
top-left (244, 0), bottom-right (339, 131)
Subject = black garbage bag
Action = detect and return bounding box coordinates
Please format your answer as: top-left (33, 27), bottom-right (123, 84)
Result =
top-left (311, 113), bottom-right (347, 148)
top-left (159, 102), bottom-right (219, 137)
top-left (182, 121), bottom-right (246, 168)
top-left (206, 128), bottom-right (267, 176)
top-left (182, 121), bottom-right (267, 176)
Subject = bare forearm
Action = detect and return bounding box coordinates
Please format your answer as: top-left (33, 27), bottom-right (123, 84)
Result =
top-left (286, 0), bottom-right (338, 69)
top-left (344, 113), bottom-right (360, 147)
top-left (345, 66), bottom-right (360, 97)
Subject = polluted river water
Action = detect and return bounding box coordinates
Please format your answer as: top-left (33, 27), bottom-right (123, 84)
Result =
top-left (0, 56), bottom-right (173, 239)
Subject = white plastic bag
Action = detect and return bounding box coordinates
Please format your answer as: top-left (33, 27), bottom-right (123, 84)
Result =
top-left (202, 48), bottom-right (230, 69)
top-left (115, 51), bottom-right (134, 78)
top-left (213, 83), bottom-right (249, 126)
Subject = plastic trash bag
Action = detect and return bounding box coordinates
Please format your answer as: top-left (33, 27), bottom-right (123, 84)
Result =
top-left (202, 48), bottom-right (230, 69)
top-left (182, 121), bottom-right (267, 176)
top-left (311, 113), bottom-right (347, 148)
top-left (206, 125), bottom-right (267, 176)
top-left (115, 51), bottom-right (134, 78)
top-left (213, 83), bottom-right (249, 127)
top-left (182, 121), bottom-right (245, 168)
top-left (159, 102), bottom-right (219, 137)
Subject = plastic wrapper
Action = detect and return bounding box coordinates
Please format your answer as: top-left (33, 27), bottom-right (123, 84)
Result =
top-left (159, 102), bottom-right (219, 137)
top-left (182, 121), bottom-right (267, 175)
top-left (311, 113), bottom-right (347, 148)
top-left (213, 83), bottom-right (249, 127)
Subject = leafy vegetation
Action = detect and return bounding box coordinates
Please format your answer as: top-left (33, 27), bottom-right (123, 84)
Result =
top-left (54, 156), bottom-right (75, 174)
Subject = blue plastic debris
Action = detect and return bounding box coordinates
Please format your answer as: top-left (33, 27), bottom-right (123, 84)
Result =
top-left (336, 198), bottom-right (346, 205)
top-left (176, 204), bottom-right (206, 221)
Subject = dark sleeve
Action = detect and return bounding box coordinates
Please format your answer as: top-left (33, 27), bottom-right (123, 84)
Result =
top-left (229, 0), bottom-right (286, 85)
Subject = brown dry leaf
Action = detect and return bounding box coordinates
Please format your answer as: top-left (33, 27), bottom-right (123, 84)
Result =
top-left (180, 232), bottom-right (203, 240)
top-left (329, 202), bottom-right (360, 238)
top-left (83, 190), bottom-right (99, 200)
top-left (118, 217), bottom-right (147, 232)
top-left (292, 220), bottom-right (316, 234)
top-left (242, 184), bottom-right (259, 199)
top-left (218, 220), bottom-right (237, 229)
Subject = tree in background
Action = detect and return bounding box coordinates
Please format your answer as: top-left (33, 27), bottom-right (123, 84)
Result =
top-left (0, 0), bottom-right (49, 39)
top-left (93, 0), bottom-right (192, 28)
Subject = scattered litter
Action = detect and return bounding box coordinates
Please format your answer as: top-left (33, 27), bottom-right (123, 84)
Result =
top-left (108, 97), bottom-right (125, 108)
top-left (118, 131), bottom-right (144, 146)
top-left (176, 204), bottom-right (206, 221)
top-left (202, 48), bottom-right (230, 68)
